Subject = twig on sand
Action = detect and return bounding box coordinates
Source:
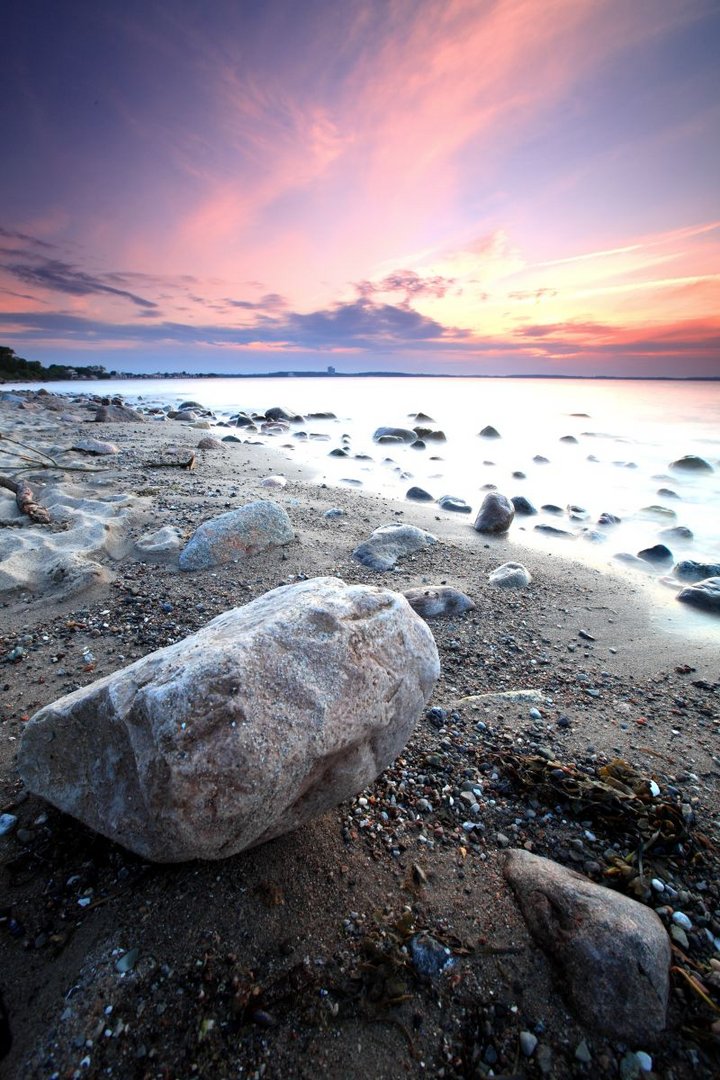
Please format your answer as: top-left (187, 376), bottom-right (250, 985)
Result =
top-left (0, 475), bottom-right (52, 524)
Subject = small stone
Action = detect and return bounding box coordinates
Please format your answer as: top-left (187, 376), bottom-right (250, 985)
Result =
top-left (260, 476), bottom-right (287, 489)
top-left (478, 425), bottom-right (501, 438)
top-left (496, 832), bottom-right (511, 848)
top-left (529, 707), bottom-right (541, 720)
top-left (636, 1051), bottom-right (653, 1072)
top-left (0, 813), bottom-right (17, 836)
top-left (669, 924), bottom-right (689, 949)
top-left (619, 1051), bottom-right (641, 1080)
top-left (519, 1031), bottom-right (538, 1057)
top-left (179, 500), bottom-right (294, 571)
top-left (511, 495), bottom-right (537, 516)
top-left (409, 933), bottom-right (454, 977)
top-left (488, 561), bottom-right (531, 589)
top-left (115, 948), bottom-right (140, 974)
top-left (672, 911), bottom-right (692, 930)
top-left (402, 586), bottom-right (475, 619)
top-left (437, 495), bottom-right (472, 514)
top-left (575, 1039), bottom-right (592, 1063)
top-left (352, 523), bottom-right (437, 571)
top-left (324, 508), bottom-right (344, 519)
top-left (536, 1045), bottom-right (553, 1074)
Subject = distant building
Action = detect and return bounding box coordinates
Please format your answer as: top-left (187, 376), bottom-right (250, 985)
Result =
top-left (327, 365), bottom-right (336, 374)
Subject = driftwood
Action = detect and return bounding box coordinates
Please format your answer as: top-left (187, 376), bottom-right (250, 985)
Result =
top-left (142, 449), bottom-right (196, 471)
top-left (0, 475), bottom-right (52, 524)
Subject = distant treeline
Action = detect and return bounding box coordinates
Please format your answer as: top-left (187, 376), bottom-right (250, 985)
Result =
top-left (0, 346), bottom-right (114, 382)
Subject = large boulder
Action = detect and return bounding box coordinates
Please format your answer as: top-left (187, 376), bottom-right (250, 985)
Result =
top-left (352, 523), bottom-right (437, 571)
top-left (179, 500), bottom-right (294, 571)
top-left (18, 578), bottom-right (440, 862)
top-left (473, 492), bottom-right (514, 534)
top-left (504, 850), bottom-right (670, 1042)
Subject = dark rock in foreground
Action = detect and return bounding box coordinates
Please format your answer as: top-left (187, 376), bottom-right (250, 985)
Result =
top-left (478, 425), bottom-right (501, 438)
top-left (18, 578), bottom-right (440, 861)
top-left (504, 849), bottom-right (670, 1042)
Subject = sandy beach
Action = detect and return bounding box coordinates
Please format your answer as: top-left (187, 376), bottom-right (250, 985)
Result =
top-left (1, 391), bottom-right (719, 1078)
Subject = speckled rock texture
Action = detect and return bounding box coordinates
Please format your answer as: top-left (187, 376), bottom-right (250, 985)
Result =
top-left (505, 849), bottom-right (670, 1042)
top-left (179, 499), bottom-right (294, 570)
top-left (19, 577), bottom-right (440, 862)
top-left (352, 523), bottom-right (437, 571)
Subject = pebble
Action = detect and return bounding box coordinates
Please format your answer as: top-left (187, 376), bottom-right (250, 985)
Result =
top-left (672, 910), bottom-right (692, 930)
top-left (636, 1051), bottom-right (653, 1072)
top-left (670, 925), bottom-right (689, 949)
top-left (619, 1051), bottom-right (641, 1080)
top-left (0, 813), bottom-right (17, 836)
top-left (115, 947), bottom-right (140, 974)
top-left (574, 1039), bottom-right (592, 1063)
top-left (519, 1031), bottom-right (538, 1056)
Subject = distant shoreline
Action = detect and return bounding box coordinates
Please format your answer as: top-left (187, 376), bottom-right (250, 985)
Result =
top-left (2, 370), bottom-right (719, 384)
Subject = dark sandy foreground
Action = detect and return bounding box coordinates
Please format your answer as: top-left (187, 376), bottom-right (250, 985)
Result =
top-left (0, 400), bottom-right (719, 1079)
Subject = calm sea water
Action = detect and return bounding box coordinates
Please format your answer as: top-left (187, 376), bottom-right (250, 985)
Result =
top-left (10, 374), bottom-right (720, 586)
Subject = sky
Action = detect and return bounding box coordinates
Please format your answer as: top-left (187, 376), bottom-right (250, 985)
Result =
top-left (1, 0), bottom-right (719, 377)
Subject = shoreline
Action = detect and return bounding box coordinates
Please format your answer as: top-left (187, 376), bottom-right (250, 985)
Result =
top-left (1, 390), bottom-right (719, 1077)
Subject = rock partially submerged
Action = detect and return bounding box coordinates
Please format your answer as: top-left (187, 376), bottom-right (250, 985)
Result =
top-left (179, 500), bottom-right (294, 571)
top-left (673, 559), bottom-right (720, 583)
top-left (473, 493), bottom-right (514, 534)
top-left (676, 576), bottom-right (720, 613)
top-left (504, 849), bottom-right (670, 1042)
top-left (402, 586), bottom-right (475, 618)
top-left (352, 523), bottom-right (437, 571)
top-left (670, 454), bottom-right (714, 472)
top-left (19, 577), bottom-right (440, 862)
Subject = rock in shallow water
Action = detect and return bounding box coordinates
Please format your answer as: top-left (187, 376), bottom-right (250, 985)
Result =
top-left (504, 849), bottom-right (670, 1042)
top-left (473, 492), bottom-right (514, 534)
top-left (18, 577), bottom-right (440, 861)
top-left (676, 576), bottom-right (720, 613)
top-left (179, 499), bottom-right (294, 571)
top-left (673, 559), bottom-right (720, 583)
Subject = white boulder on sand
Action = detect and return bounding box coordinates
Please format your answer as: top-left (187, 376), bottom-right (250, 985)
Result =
top-left (18, 577), bottom-right (440, 862)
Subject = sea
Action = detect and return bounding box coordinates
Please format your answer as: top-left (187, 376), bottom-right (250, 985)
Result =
top-left (7, 375), bottom-right (720, 633)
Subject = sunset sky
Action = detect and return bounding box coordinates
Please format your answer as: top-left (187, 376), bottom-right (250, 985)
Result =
top-left (1, 0), bottom-right (719, 376)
